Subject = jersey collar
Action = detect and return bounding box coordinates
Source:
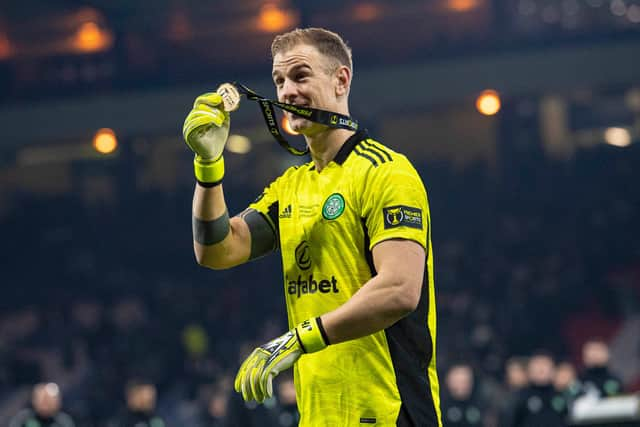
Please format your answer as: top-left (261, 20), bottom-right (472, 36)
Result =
top-left (332, 129), bottom-right (369, 166)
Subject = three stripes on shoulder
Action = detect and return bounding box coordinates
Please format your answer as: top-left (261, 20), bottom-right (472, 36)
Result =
top-left (353, 140), bottom-right (393, 167)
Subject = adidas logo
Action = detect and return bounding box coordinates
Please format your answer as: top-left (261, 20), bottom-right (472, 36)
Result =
top-left (279, 204), bottom-right (292, 218)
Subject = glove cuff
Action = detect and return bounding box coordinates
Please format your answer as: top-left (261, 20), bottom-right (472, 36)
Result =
top-left (295, 317), bottom-right (329, 354)
top-left (194, 155), bottom-right (224, 186)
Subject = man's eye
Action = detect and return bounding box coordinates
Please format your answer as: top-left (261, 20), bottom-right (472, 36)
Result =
top-left (295, 74), bottom-right (307, 82)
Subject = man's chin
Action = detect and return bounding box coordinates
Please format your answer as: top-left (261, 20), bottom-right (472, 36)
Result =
top-left (290, 118), bottom-right (312, 133)
top-left (289, 118), bottom-right (328, 137)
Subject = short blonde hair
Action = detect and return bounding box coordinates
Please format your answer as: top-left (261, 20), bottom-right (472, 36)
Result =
top-left (271, 27), bottom-right (353, 74)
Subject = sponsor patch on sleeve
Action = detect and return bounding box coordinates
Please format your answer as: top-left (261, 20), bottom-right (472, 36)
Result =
top-left (383, 205), bottom-right (423, 230)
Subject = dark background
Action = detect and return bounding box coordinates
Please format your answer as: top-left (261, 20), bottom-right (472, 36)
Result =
top-left (0, 0), bottom-right (639, 426)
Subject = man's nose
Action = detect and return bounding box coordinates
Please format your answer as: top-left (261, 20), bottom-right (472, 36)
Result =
top-left (279, 79), bottom-right (297, 103)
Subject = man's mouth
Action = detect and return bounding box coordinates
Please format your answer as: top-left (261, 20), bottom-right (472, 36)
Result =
top-left (287, 100), bottom-right (310, 108)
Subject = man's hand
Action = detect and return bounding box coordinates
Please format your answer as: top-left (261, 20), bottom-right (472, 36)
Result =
top-left (235, 330), bottom-right (302, 403)
top-left (183, 92), bottom-right (230, 185)
top-left (234, 317), bottom-right (329, 403)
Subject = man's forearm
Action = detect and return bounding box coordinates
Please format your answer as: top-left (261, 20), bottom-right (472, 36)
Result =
top-left (320, 272), bottom-right (418, 345)
top-left (193, 183), bottom-right (227, 220)
top-left (191, 183), bottom-right (254, 269)
top-left (192, 183), bottom-right (232, 266)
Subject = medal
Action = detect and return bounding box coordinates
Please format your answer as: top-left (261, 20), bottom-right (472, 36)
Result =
top-left (216, 83), bottom-right (241, 112)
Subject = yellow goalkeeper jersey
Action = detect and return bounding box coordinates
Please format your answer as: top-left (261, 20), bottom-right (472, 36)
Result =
top-left (249, 130), bottom-right (442, 427)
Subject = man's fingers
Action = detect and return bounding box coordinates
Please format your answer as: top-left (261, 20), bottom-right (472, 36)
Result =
top-left (242, 361), bottom-right (256, 401)
top-left (234, 367), bottom-right (244, 394)
top-left (250, 361), bottom-right (265, 402)
top-left (191, 105), bottom-right (226, 128)
top-left (242, 354), bottom-right (265, 402)
top-left (266, 373), bottom-right (275, 399)
top-left (241, 380), bottom-right (251, 402)
top-left (193, 92), bottom-right (223, 108)
top-left (235, 349), bottom-right (259, 394)
top-left (259, 364), bottom-right (275, 399)
top-left (234, 353), bottom-right (251, 392)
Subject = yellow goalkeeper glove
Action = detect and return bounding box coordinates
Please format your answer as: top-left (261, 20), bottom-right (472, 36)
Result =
top-left (182, 92), bottom-right (230, 185)
top-left (234, 317), bottom-right (329, 403)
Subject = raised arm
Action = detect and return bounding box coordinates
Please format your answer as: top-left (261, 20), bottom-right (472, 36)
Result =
top-left (184, 91), bottom-right (276, 270)
top-left (192, 184), bottom-right (251, 269)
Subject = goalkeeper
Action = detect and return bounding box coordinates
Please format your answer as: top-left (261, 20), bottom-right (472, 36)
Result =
top-left (184, 27), bottom-right (442, 427)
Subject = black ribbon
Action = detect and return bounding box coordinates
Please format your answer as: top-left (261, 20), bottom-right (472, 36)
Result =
top-left (234, 83), bottom-right (359, 156)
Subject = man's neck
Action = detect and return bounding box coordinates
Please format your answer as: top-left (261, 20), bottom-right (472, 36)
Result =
top-left (306, 128), bottom-right (355, 172)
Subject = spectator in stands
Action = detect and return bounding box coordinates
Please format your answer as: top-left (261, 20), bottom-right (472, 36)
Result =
top-left (9, 382), bottom-right (75, 427)
top-left (197, 383), bottom-right (228, 427)
top-left (504, 351), bottom-right (568, 427)
top-left (224, 389), bottom-right (276, 427)
top-left (223, 367), bottom-right (298, 426)
top-left (108, 378), bottom-right (166, 427)
top-left (498, 356), bottom-right (529, 427)
top-left (554, 361), bottom-right (580, 397)
top-left (505, 357), bottom-right (529, 391)
top-left (441, 363), bottom-right (483, 427)
top-left (578, 338), bottom-right (623, 398)
top-left (272, 372), bottom-right (299, 427)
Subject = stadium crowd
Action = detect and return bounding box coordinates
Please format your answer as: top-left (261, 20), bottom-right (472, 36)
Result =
top-left (0, 140), bottom-right (638, 426)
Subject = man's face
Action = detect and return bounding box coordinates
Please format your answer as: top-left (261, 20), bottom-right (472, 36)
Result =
top-left (527, 355), bottom-right (555, 385)
top-left (127, 385), bottom-right (156, 412)
top-left (32, 384), bottom-right (61, 418)
top-left (583, 341), bottom-right (609, 367)
top-left (554, 362), bottom-right (576, 390)
top-left (506, 360), bottom-right (528, 389)
top-left (446, 366), bottom-right (473, 400)
top-left (272, 43), bottom-right (341, 135)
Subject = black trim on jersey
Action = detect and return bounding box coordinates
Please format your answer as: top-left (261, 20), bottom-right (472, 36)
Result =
top-left (386, 258), bottom-right (439, 427)
top-left (267, 201), bottom-right (280, 238)
top-left (354, 146), bottom-right (379, 167)
top-left (333, 129), bottom-right (369, 165)
top-left (357, 142), bottom-right (386, 164)
top-left (389, 221), bottom-right (437, 426)
top-left (362, 139), bottom-right (393, 162)
top-left (360, 219), bottom-right (376, 277)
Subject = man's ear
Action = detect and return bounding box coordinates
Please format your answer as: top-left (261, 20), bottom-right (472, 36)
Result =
top-left (335, 65), bottom-right (351, 97)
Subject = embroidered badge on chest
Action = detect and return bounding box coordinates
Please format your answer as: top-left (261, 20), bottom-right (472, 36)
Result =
top-left (322, 193), bottom-right (345, 220)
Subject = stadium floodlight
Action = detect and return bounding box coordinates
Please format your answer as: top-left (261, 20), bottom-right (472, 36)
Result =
top-left (93, 128), bottom-right (118, 154)
top-left (476, 90), bottom-right (501, 116)
top-left (604, 127), bottom-right (632, 148)
top-left (226, 135), bottom-right (252, 154)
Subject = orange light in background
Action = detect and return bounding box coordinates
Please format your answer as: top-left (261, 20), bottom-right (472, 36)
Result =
top-left (0, 32), bottom-right (11, 60)
top-left (258, 4), bottom-right (297, 33)
top-left (353, 2), bottom-right (381, 22)
top-left (476, 90), bottom-right (501, 116)
top-left (282, 116), bottom-right (299, 135)
top-left (74, 21), bottom-right (111, 52)
top-left (93, 128), bottom-right (118, 154)
top-left (448, 0), bottom-right (482, 12)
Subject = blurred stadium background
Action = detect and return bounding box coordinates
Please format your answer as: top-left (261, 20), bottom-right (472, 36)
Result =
top-left (0, 0), bottom-right (639, 426)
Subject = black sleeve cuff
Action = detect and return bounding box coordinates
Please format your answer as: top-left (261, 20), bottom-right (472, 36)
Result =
top-left (316, 316), bottom-right (330, 346)
top-left (196, 179), bottom-right (222, 188)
